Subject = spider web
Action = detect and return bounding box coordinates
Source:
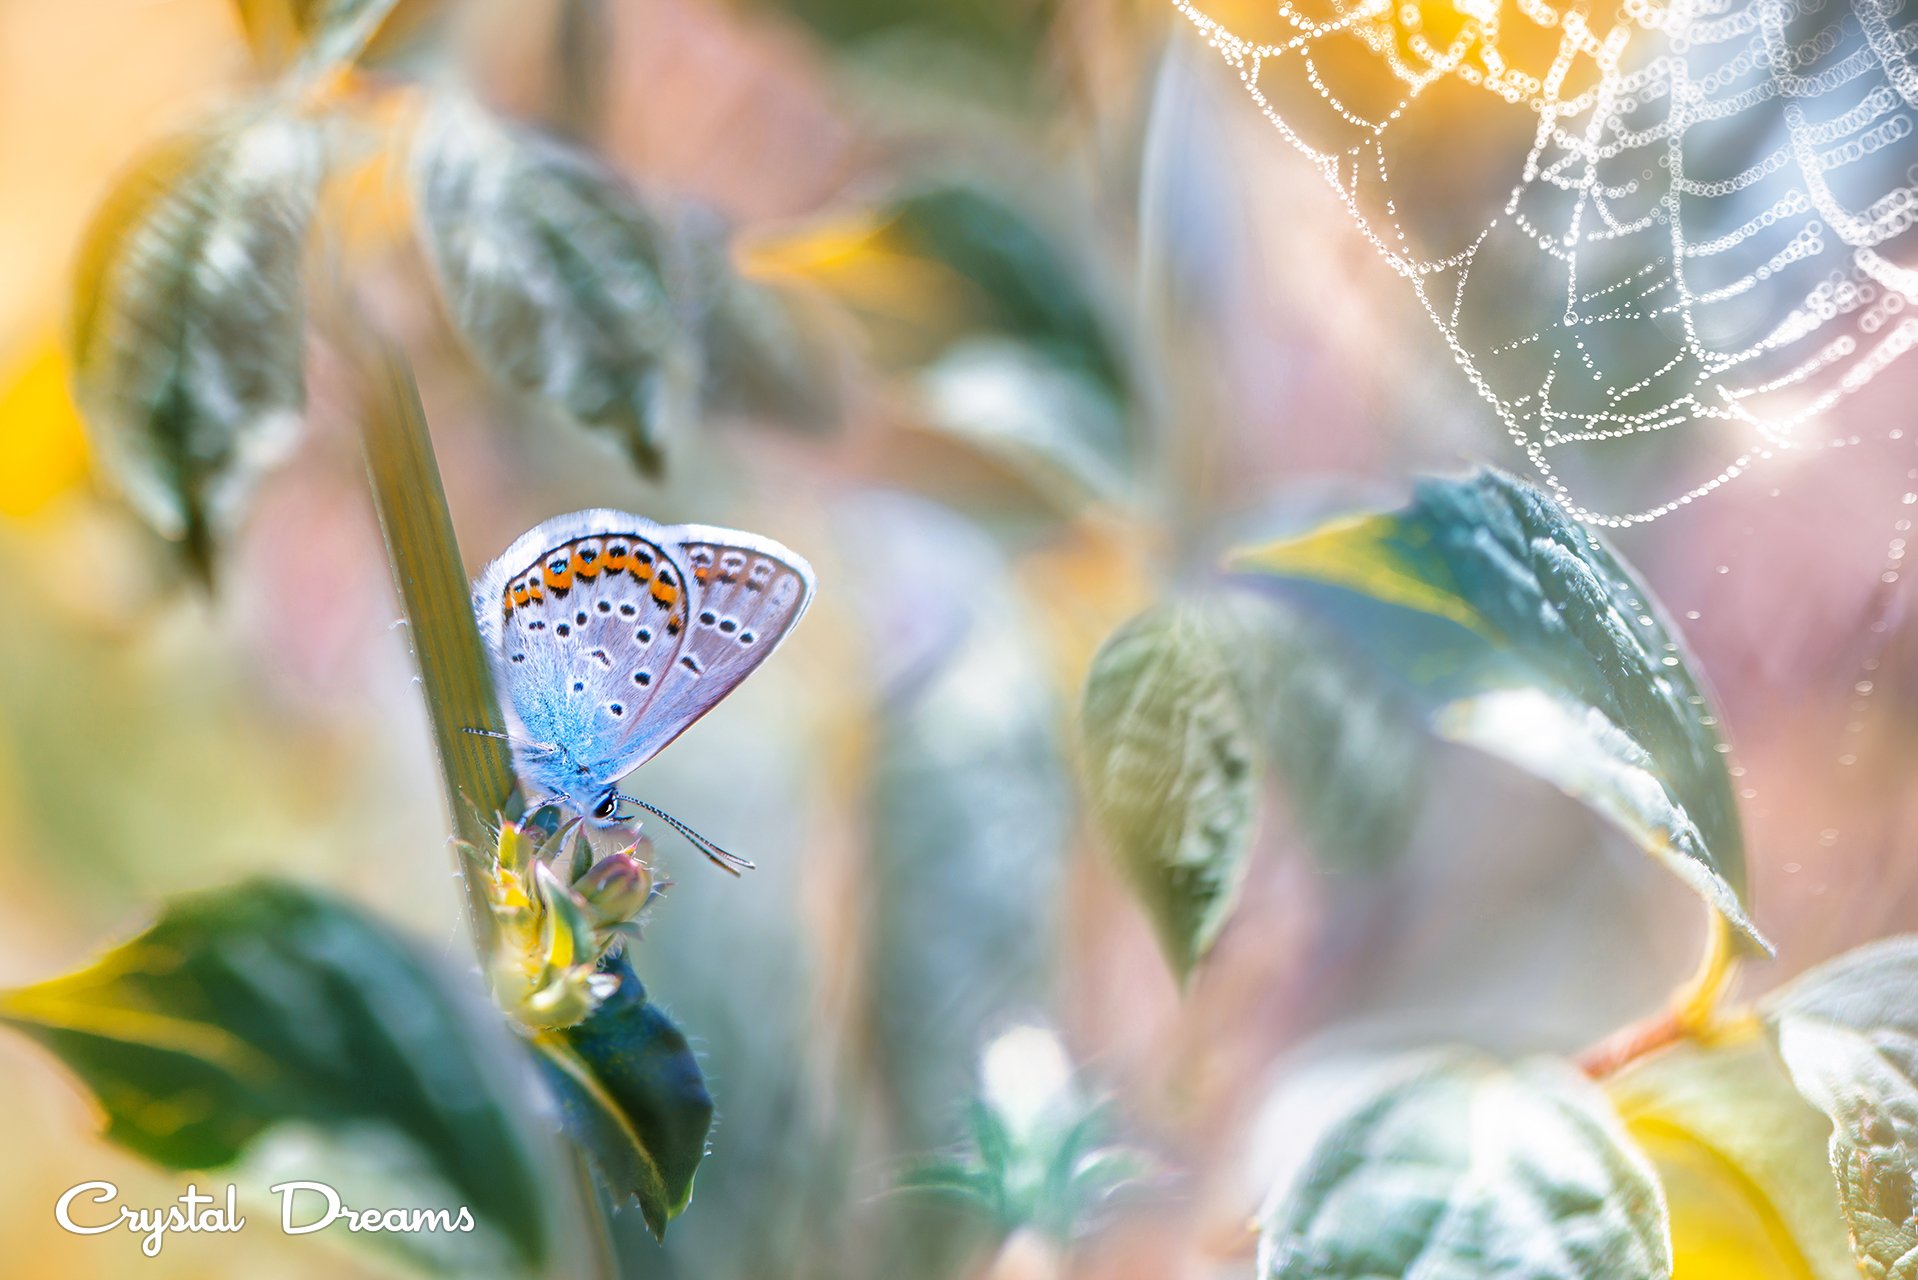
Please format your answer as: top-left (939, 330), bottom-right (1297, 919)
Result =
top-left (1176, 0), bottom-right (1918, 524)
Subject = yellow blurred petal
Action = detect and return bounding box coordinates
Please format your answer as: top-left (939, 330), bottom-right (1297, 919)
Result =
top-left (0, 334), bottom-right (91, 520)
top-left (1630, 1119), bottom-right (1822, 1279)
top-left (742, 214), bottom-right (984, 337)
top-left (1610, 1033), bottom-right (1858, 1280)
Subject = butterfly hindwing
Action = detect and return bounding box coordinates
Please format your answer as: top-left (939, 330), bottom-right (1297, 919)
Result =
top-left (474, 511), bottom-right (814, 795)
top-left (617, 526), bottom-right (817, 779)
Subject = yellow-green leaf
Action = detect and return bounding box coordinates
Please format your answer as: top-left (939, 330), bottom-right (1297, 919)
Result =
top-left (1080, 599), bottom-right (1257, 980)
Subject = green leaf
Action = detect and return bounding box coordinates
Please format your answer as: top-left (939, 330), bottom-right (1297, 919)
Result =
top-left (859, 495), bottom-right (1070, 1141)
top-left (1229, 596), bottom-right (1427, 874)
top-left (70, 110), bottom-right (322, 575)
top-left (861, 185), bottom-right (1136, 504)
top-left (411, 96), bottom-right (688, 476)
top-left (914, 337), bottom-right (1130, 507)
top-left (883, 186), bottom-right (1124, 394)
top-left (1766, 934), bottom-right (1918, 1276)
top-left (741, 0), bottom-right (1062, 102)
top-left (531, 955), bottom-right (714, 1240)
top-left (1080, 599), bottom-right (1258, 980)
top-left (0, 878), bottom-right (557, 1275)
top-left (1231, 468), bottom-right (1766, 953)
top-left (699, 263), bottom-right (842, 436)
top-left (231, 0), bottom-right (399, 76)
top-left (1261, 1052), bottom-right (1671, 1279)
top-left (1608, 1032), bottom-right (1857, 1279)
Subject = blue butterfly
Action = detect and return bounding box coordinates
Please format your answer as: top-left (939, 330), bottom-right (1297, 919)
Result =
top-left (474, 509), bottom-right (816, 873)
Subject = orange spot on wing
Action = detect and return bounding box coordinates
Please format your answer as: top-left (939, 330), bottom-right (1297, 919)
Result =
top-left (544, 562), bottom-right (574, 591)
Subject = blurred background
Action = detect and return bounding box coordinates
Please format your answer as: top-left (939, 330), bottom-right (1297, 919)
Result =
top-left (1, 0), bottom-right (1915, 1275)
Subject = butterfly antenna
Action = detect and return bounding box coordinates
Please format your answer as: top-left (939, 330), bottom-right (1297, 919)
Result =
top-left (619, 795), bottom-right (756, 877)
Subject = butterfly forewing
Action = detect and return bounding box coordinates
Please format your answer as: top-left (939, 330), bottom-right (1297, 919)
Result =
top-left (624, 530), bottom-right (815, 778)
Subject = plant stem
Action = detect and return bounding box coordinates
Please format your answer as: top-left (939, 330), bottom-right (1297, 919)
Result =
top-left (356, 336), bottom-right (513, 943)
top-left (1576, 908), bottom-right (1740, 1079)
top-left (1671, 909), bottom-right (1737, 1034)
top-left (354, 330), bottom-right (619, 1279)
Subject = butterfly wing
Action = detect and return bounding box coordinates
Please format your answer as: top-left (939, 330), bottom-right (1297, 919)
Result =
top-left (619, 523), bottom-right (817, 780)
top-left (474, 510), bottom-right (814, 793)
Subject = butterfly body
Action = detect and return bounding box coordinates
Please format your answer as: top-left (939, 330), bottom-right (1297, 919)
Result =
top-left (474, 509), bottom-right (815, 836)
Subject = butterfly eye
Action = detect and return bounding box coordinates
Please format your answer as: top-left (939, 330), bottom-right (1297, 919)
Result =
top-left (592, 793), bottom-right (620, 821)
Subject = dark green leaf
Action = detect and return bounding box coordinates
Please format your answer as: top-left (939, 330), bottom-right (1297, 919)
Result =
top-left (1766, 934), bottom-right (1918, 1275)
top-left (71, 110), bottom-right (321, 574)
top-left (1261, 1052), bottom-right (1670, 1279)
top-left (880, 185), bottom-right (1135, 503)
top-left (1080, 599), bottom-right (1257, 979)
top-left (531, 954), bottom-right (713, 1240)
top-left (0, 878), bottom-right (557, 1275)
top-left (884, 186), bottom-right (1125, 398)
top-left (1231, 468), bottom-right (1766, 952)
top-left (741, 0), bottom-right (1062, 99)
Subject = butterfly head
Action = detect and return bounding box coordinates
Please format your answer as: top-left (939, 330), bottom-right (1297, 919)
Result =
top-left (585, 788), bottom-right (624, 827)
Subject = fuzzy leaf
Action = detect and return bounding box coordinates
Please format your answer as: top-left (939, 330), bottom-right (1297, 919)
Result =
top-left (411, 97), bottom-right (692, 476)
top-left (1261, 1052), bottom-right (1671, 1279)
top-left (531, 955), bottom-right (713, 1239)
top-left (1080, 599), bottom-right (1257, 979)
top-left (1231, 468), bottom-right (1765, 952)
top-left (232, 0), bottom-right (399, 75)
top-left (0, 878), bottom-right (556, 1274)
top-left (70, 110), bottom-right (322, 573)
top-left (1767, 935), bottom-right (1918, 1277)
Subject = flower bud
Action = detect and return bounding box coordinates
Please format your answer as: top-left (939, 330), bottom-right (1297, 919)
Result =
top-left (575, 850), bottom-right (656, 925)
